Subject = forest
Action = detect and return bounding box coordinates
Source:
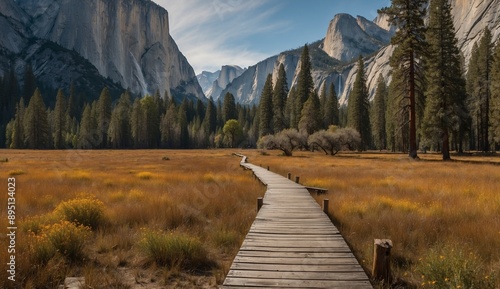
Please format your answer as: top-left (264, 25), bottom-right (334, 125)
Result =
top-left (0, 0), bottom-right (499, 158)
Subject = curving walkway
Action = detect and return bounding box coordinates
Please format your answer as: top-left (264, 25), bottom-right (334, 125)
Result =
top-left (222, 155), bottom-right (373, 288)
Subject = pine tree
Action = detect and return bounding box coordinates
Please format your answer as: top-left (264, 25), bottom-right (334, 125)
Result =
top-left (96, 87), bottom-right (112, 148)
top-left (141, 95), bottom-right (160, 148)
top-left (24, 88), bottom-right (50, 149)
top-left (323, 82), bottom-right (339, 128)
top-left (347, 56), bottom-right (371, 150)
top-left (286, 87), bottom-right (297, 129)
top-left (259, 74), bottom-right (274, 137)
top-left (477, 28), bottom-right (493, 152)
top-left (130, 98), bottom-right (145, 148)
top-left (10, 98), bottom-right (25, 149)
top-left (272, 64), bottom-right (288, 132)
top-left (203, 97), bottom-right (217, 135)
top-left (78, 104), bottom-right (92, 148)
top-left (490, 41), bottom-right (500, 148)
top-left (23, 64), bottom-right (36, 101)
top-left (295, 45), bottom-right (314, 128)
top-left (222, 92), bottom-right (237, 122)
top-left (371, 74), bottom-right (387, 150)
top-left (421, 0), bottom-right (468, 160)
top-left (178, 99), bottom-right (189, 148)
top-left (52, 89), bottom-right (67, 149)
top-left (382, 0), bottom-right (427, 158)
top-left (160, 100), bottom-right (178, 148)
top-left (108, 91), bottom-right (132, 148)
top-left (298, 90), bottom-right (321, 135)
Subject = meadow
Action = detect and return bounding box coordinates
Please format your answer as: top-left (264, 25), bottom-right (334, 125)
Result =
top-left (0, 149), bottom-right (264, 288)
top-left (0, 149), bottom-right (498, 288)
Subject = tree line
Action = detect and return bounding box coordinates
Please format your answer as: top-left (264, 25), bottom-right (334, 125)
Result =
top-left (1, 0), bottom-right (499, 158)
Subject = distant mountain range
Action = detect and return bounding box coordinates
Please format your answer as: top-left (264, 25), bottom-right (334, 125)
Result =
top-left (0, 0), bottom-right (204, 101)
top-left (200, 0), bottom-right (500, 106)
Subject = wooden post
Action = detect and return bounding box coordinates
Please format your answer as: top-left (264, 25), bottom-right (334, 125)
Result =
top-left (372, 239), bottom-right (393, 285)
top-left (287, 173), bottom-right (291, 180)
top-left (295, 176), bottom-right (300, 184)
top-left (257, 197), bottom-right (263, 212)
top-left (267, 166), bottom-right (270, 171)
top-left (323, 199), bottom-right (329, 215)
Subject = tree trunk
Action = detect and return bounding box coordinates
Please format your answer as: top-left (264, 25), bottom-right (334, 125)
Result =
top-left (409, 52), bottom-right (418, 159)
top-left (442, 127), bottom-right (451, 160)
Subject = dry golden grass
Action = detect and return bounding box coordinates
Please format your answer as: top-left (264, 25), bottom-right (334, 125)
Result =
top-left (244, 150), bottom-right (499, 288)
top-left (0, 149), bottom-right (264, 288)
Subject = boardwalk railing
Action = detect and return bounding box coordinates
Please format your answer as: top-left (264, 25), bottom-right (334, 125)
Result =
top-left (222, 154), bottom-right (373, 288)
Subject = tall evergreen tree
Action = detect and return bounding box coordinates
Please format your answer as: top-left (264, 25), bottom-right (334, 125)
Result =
top-left (178, 99), bottom-right (189, 148)
top-left (108, 91), bottom-right (132, 148)
top-left (130, 98), bottom-right (146, 148)
top-left (491, 41), bottom-right (500, 147)
top-left (222, 92), bottom-right (237, 122)
top-left (259, 74), bottom-right (274, 137)
top-left (347, 56), bottom-right (371, 150)
top-left (323, 82), bottom-right (339, 128)
top-left (372, 75), bottom-right (387, 150)
top-left (24, 88), bottom-right (50, 149)
top-left (203, 97), bottom-right (217, 135)
top-left (23, 64), bottom-right (36, 101)
top-left (298, 90), bottom-right (321, 135)
top-left (286, 87), bottom-right (297, 129)
top-left (141, 95), bottom-right (160, 148)
top-left (78, 104), bottom-right (93, 149)
top-left (477, 28), bottom-right (493, 152)
top-left (295, 44), bottom-right (314, 128)
top-left (421, 0), bottom-right (468, 160)
top-left (10, 98), bottom-right (25, 149)
top-left (96, 87), bottom-right (112, 148)
top-left (272, 64), bottom-right (288, 132)
top-left (382, 0), bottom-right (427, 158)
top-left (52, 89), bottom-right (67, 149)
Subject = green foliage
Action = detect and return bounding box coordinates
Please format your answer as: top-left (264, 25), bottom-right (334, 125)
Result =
top-left (52, 89), bottom-right (67, 149)
top-left (78, 104), bottom-right (94, 148)
top-left (96, 87), bottom-right (112, 148)
top-left (491, 41), bottom-right (500, 146)
top-left (30, 221), bottom-right (91, 264)
top-left (299, 90), bottom-right (321, 135)
top-left (259, 74), bottom-right (274, 137)
top-left (223, 119), bottom-right (243, 148)
top-left (53, 196), bottom-right (106, 230)
top-left (382, 0), bottom-right (427, 157)
top-left (222, 92), bottom-right (237, 123)
top-left (139, 229), bottom-right (212, 270)
top-left (347, 56), bottom-right (371, 150)
top-left (422, 0), bottom-right (467, 160)
top-left (272, 64), bottom-right (288, 132)
top-left (24, 88), bottom-right (50, 149)
top-left (417, 245), bottom-right (497, 289)
top-left (295, 45), bottom-right (314, 128)
top-left (323, 82), bottom-right (339, 128)
top-left (371, 74), bottom-right (387, 150)
top-left (108, 91), bottom-right (132, 148)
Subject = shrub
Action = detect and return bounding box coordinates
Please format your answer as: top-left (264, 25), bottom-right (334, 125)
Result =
top-left (417, 244), bottom-right (497, 289)
top-left (54, 196), bottom-right (106, 230)
top-left (8, 169), bottom-right (26, 176)
top-left (21, 214), bottom-right (58, 234)
top-left (30, 221), bottom-right (91, 263)
top-left (0, 157), bottom-right (8, 162)
top-left (139, 230), bottom-right (212, 270)
top-left (212, 229), bottom-right (239, 251)
top-left (136, 171), bottom-right (153, 180)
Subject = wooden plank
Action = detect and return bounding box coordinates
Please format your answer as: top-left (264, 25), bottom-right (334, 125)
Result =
top-left (223, 154), bottom-right (372, 289)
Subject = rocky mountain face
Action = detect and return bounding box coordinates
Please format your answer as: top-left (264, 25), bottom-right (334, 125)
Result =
top-left (0, 0), bottom-right (204, 100)
top-left (322, 14), bottom-right (393, 62)
top-left (205, 65), bottom-right (245, 100)
top-left (197, 70), bottom-right (220, 96)
top-left (219, 0), bottom-right (499, 106)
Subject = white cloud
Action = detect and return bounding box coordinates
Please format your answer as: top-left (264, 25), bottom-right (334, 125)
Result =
top-left (154, 0), bottom-right (288, 73)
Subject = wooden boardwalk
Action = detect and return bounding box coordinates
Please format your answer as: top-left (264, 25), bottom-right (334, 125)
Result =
top-left (222, 155), bottom-right (372, 289)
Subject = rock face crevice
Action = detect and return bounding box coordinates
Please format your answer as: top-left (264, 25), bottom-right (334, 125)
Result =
top-left (1, 0), bottom-right (203, 100)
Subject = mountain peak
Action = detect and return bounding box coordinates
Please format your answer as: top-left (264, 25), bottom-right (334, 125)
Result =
top-left (322, 13), bottom-right (393, 62)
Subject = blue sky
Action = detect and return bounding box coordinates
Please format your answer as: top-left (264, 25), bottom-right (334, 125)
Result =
top-left (155, 0), bottom-right (391, 74)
